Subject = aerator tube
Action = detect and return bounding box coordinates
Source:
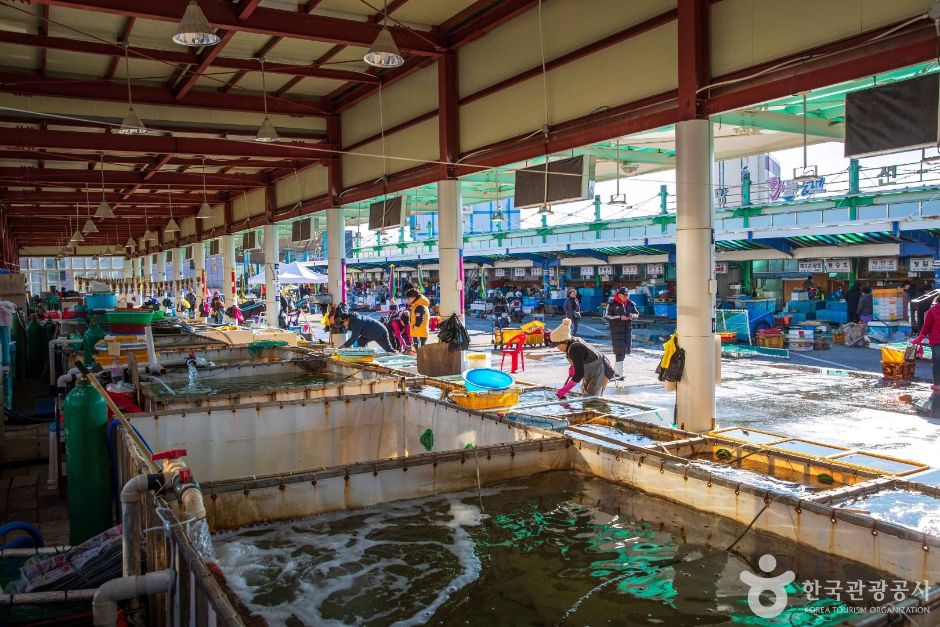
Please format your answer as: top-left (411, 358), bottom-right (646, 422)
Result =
top-left (92, 570), bottom-right (174, 627)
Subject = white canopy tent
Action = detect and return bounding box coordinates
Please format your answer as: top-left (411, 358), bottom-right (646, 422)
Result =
top-left (247, 261), bottom-right (328, 286)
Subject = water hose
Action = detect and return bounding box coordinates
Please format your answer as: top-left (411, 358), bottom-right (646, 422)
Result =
top-left (0, 521), bottom-right (44, 549)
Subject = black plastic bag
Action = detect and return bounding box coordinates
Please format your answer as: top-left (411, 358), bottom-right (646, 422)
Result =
top-left (438, 314), bottom-right (470, 351)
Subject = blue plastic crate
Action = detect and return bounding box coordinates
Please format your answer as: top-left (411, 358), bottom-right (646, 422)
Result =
top-left (825, 301), bottom-right (848, 312)
top-left (653, 302), bottom-right (677, 319)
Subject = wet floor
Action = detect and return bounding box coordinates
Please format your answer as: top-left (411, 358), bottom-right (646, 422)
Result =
top-left (213, 472), bottom-right (889, 626)
top-left (510, 347), bottom-right (940, 467)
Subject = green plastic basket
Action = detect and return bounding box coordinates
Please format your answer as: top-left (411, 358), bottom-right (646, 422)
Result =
top-left (150, 309), bottom-right (165, 322)
top-left (106, 309), bottom-right (154, 325)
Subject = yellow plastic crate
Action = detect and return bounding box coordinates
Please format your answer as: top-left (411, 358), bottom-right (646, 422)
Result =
top-left (451, 388), bottom-right (520, 410)
top-left (331, 354), bottom-right (374, 363)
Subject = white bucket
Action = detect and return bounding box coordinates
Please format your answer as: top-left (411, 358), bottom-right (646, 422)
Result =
top-left (466, 352), bottom-right (490, 370)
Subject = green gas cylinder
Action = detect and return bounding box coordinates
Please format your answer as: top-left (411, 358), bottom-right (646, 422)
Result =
top-left (25, 317), bottom-right (44, 378)
top-left (11, 312), bottom-right (25, 379)
top-left (63, 379), bottom-right (111, 544)
top-left (83, 321), bottom-right (107, 366)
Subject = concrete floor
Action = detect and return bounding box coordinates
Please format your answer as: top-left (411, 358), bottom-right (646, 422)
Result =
top-left (462, 313), bottom-right (939, 468)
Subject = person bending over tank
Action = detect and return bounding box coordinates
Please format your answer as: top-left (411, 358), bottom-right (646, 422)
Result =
top-left (550, 318), bottom-right (614, 398)
top-left (339, 311), bottom-right (395, 352)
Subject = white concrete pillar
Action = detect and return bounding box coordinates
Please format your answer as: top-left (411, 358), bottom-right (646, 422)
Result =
top-left (326, 207), bottom-right (346, 304)
top-left (263, 224), bottom-right (279, 326)
top-left (156, 250), bottom-right (166, 283)
top-left (193, 241), bottom-right (206, 303)
top-left (132, 257), bottom-right (142, 305)
top-left (143, 254), bottom-right (153, 298)
top-left (222, 234), bottom-right (236, 304)
top-left (437, 179), bottom-right (463, 318)
top-left (675, 119), bottom-right (716, 432)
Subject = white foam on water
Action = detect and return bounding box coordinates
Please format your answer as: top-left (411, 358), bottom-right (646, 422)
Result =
top-left (213, 493), bottom-right (485, 626)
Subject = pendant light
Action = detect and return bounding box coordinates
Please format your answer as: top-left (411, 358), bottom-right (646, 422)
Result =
top-left (70, 206), bottom-right (85, 242)
top-left (609, 138), bottom-right (628, 205)
top-left (537, 205), bottom-right (553, 215)
top-left (82, 190), bottom-right (99, 234)
top-left (117, 43), bottom-right (148, 135)
top-left (125, 219), bottom-right (137, 252)
top-left (165, 185), bottom-right (180, 232)
top-left (491, 173), bottom-right (504, 225)
top-left (142, 205), bottom-right (158, 244)
top-left (364, 1), bottom-right (403, 68)
top-left (792, 91), bottom-right (818, 183)
top-left (95, 153), bottom-right (116, 219)
top-left (173, 0), bottom-right (220, 47)
top-left (196, 156), bottom-right (214, 219)
top-left (255, 58), bottom-right (279, 143)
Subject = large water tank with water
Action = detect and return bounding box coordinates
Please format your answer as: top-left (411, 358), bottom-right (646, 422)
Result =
top-left (63, 379), bottom-right (111, 544)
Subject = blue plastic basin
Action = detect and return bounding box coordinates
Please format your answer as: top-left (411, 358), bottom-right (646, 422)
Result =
top-left (462, 368), bottom-right (514, 392)
top-left (86, 293), bottom-right (117, 310)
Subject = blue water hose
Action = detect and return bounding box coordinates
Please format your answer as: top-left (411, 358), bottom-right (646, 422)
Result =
top-left (0, 521), bottom-right (44, 549)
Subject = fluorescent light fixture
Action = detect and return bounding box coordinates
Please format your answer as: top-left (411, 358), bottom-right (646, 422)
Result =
top-left (173, 0), bottom-right (220, 47)
top-left (608, 193), bottom-right (629, 206)
top-left (792, 165), bottom-right (819, 183)
top-left (537, 205), bottom-right (553, 215)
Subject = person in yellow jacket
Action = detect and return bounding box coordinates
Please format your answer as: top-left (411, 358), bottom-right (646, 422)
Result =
top-left (406, 288), bottom-right (430, 348)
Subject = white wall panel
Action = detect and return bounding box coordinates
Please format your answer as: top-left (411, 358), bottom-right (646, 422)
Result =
top-left (710, 0), bottom-right (933, 77)
top-left (458, 0), bottom-right (676, 97)
top-left (460, 24), bottom-right (677, 151)
top-left (274, 164), bottom-right (329, 210)
top-left (342, 116), bottom-right (439, 187)
top-left (341, 65), bottom-right (439, 147)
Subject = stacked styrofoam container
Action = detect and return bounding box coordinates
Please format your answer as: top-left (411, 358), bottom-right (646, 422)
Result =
top-left (872, 288), bottom-right (906, 321)
top-left (787, 327), bottom-right (814, 351)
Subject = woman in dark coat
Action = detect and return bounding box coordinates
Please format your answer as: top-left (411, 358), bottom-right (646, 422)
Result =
top-left (562, 288), bottom-right (581, 336)
top-left (604, 287), bottom-right (639, 379)
top-left (846, 283), bottom-right (861, 323)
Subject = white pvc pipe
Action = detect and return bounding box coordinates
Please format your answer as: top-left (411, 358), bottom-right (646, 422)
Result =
top-left (675, 119), bottom-right (716, 432)
top-left (92, 570), bottom-right (173, 627)
top-left (263, 224), bottom-right (279, 327)
top-left (437, 179), bottom-right (463, 319)
top-left (326, 207), bottom-right (346, 304)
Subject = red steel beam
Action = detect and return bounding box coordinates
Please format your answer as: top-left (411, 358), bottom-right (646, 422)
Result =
top-left (677, 0), bottom-right (708, 120)
top-left (0, 128), bottom-right (334, 159)
top-left (29, 0), bottom-right (444, 56)
top-left (0, 31), bottom-right (376, 84)
top-left (38, 5), bottom-right (49, 76)
top-left (171, 30), bottom-right (237, 100)
top-left (438, 51), bottom-right (458, 178)
top-left (0, 167), bottom-right (264, 186)
top-left (2, 191), bottom-right (224, 204)
top-left (0, 71), bottom-right (327, 117)
top-left (0, 150), bottom-right (310, 169)
top-left (446, 0), bottom-right (539, 47)
top-left (103, 17), bottom-right (136, 80)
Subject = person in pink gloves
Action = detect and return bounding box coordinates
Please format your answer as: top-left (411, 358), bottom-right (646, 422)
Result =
top-left (550, 318), bottom-right (614, 399)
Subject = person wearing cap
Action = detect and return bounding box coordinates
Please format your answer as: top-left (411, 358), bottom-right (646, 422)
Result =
top-left (563, 288), bottom-right (581, 336)
top-left (339, 311), bottom-right (396, 352)
top-left (550, 318), bottom-right (614, 398)
top-left (604, 287), bottom-right (639, 379)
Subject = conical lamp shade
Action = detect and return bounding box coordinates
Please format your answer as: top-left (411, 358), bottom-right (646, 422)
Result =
top-left (144, 229), bottom-right (159, 243)
top-left (255, 116), bottom-right (279, 142)
top-left (165, 216), bottom-right (180, 232)
top-left (173, 0), bottom-right (220, 47)
top-left (82, 218), bottom-right (99, 234)
top-left (117, 106), bottom-right (148, 135)
top-left (196, 200), bottom-right (214, 219)
top-left (95, 199), bottom-right (115, 219)
top-left (125, 237), bottom-right (137, 251)
top-left (364, 27), bottom-right (403, 68)
top-left (71, 229), bottom-right (85, 243)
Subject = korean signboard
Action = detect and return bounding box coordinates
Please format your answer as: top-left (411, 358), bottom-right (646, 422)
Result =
top-left (909, 257), bottom-right (934, 272)
top-left (646, 263), bottom-right (664, 277)
top-left (494, 268), bottom-right (506, 277)
top-left (513, 267), bottom-right (526, 277)
top-left (868, 257), bottom-right (898, 272)
top-left (798, 259), bottom-right (824, 274)
top-left (580, 266), bottom-right (594, 277)
top-left (622, 264), bottom-right (639, 276)
top-left (824, 258), bottom-right (851, 273)
top-left (715, 262), bottom-right (728, 274)
top-left (598, 265), bottom-right (614, 276)
top-left (531, 267), bottom-right (543, 276)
